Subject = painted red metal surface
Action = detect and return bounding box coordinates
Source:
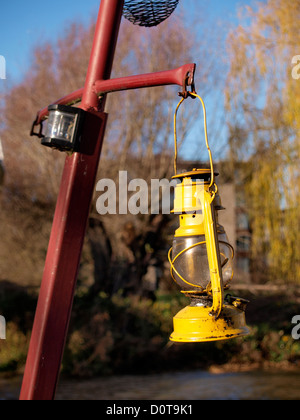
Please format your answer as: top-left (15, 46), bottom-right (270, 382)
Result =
top-left (95, 64), bottom-right (195, 94)
top-left (20, 0), bottom-right (196, 401)
top-left (80, 0), bottom-right (124, 111)
top-left (19, 114), bottom-right (108, 400)
top-left (33, 64), bottom-right (196, 126)
top-left (19, 0), bottom-right (124, 400)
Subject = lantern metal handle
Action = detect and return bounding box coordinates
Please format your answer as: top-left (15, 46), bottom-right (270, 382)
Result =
top-left (173, 92), bottom-right (215, 189)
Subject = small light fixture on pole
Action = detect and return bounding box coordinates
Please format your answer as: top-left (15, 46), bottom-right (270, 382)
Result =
top-left (41, 104), bottom-right (86, 152)
top-left (168, 93), bottom-right (250, 343)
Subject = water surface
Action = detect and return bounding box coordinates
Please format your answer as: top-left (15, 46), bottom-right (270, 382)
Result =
top-left (1, 370), bottom-right (300, 400)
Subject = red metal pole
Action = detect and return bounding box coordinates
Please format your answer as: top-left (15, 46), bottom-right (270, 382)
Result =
top-left (19, 0), bottom-right (124, 400)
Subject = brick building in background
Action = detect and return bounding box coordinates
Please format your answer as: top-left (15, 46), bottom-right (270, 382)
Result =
top-left (218, 182), bottom-right (251, 284)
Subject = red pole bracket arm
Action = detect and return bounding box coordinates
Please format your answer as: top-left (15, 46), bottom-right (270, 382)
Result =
top-left (31, 63), bottom-right (196, 128)
top-left (94, 63), bottom-right (196, 95)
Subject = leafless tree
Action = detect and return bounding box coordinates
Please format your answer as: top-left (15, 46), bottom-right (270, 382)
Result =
top-left (0, 9), bottom-right (224, 293)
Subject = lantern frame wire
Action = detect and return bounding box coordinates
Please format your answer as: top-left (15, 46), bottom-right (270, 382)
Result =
top-left (168, 242), bottom-right (206, 291)
top-left (168, 241), bottom-right (235, 293)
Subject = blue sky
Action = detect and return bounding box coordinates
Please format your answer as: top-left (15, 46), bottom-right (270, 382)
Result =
top-left (0, 0), bottom-right (256, 85)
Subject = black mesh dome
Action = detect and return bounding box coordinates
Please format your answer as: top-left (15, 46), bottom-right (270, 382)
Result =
top-left (123, 0), bottom-right (180, 27)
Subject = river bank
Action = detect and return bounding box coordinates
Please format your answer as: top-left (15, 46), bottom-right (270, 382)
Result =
top-left (0, 285), bottom-right (300, 378)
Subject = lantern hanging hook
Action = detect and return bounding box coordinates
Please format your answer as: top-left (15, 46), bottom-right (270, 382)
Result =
top-left (173, 93), bottom-right (215, 190)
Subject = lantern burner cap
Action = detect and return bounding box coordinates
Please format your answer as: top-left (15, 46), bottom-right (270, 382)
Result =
top-left (172, 168), bottom-right (219, 182)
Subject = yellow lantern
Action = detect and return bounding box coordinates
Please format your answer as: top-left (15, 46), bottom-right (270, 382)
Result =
top-left (168, 93), bottom-right (250, 343)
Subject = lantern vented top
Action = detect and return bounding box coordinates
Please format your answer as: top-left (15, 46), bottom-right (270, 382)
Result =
top-left (123, 0), bottom-right (180, 27)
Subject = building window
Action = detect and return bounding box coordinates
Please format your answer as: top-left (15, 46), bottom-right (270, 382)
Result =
top-left (236, 257), bottom-right (250, 273)
top-left (237, 213), bottom-right (249, 231)
top-left (237, 235), bottom-right (251, 252)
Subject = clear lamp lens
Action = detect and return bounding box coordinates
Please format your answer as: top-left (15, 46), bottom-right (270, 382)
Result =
top-left (172, 235), bottom-right (210, 292)
top-left (46, 111), bottom-right (77, 143)
top-left (172, 233), bottom-right (234, 293)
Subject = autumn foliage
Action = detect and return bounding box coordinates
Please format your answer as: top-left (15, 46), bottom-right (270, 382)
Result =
top-left (225, 0), bottom-right (300, 284)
